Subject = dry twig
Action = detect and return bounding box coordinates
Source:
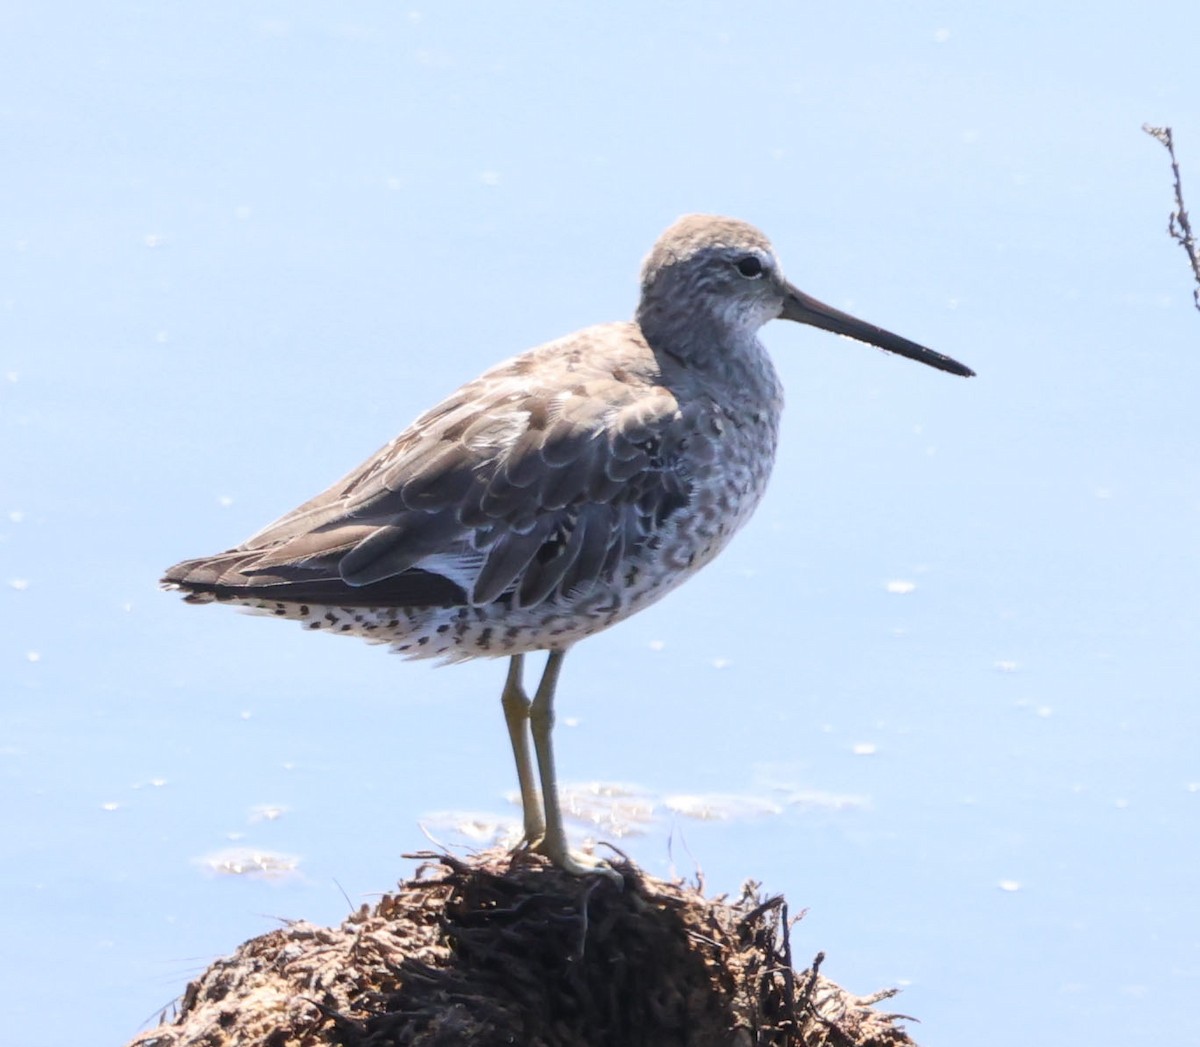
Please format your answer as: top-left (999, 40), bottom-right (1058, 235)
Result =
top-left (1143, 124), bottom-right (1200, 313)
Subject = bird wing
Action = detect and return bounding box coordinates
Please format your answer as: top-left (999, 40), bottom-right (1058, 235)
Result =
top-left (164, 329), bottom-right (701, 610)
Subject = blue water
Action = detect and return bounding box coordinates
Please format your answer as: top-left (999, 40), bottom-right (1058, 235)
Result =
top-left (3, 4), bottom-right (1198, 1045)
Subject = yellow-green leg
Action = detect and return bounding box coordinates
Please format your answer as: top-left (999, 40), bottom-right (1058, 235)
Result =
top-left (527, 649), bottom-right (620, 882)
top-left (500, 654), bottom-right (545, 846)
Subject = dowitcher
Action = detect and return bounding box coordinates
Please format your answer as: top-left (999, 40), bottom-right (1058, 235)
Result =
top-left (163, 215), bottom-right (973, 879)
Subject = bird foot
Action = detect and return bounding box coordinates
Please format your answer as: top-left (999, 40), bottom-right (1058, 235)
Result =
top-left (532, 836), bottom-right (623, 885)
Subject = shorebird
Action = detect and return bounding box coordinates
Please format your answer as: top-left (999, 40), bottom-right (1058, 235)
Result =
top-left (163, 215), bottom-right (973, 880)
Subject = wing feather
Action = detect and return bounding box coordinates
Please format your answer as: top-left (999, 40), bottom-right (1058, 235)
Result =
top-left (472, 516), bottom-right (557, 605)
top-left (560, 503), bottom-right (614, 598)
top-left (163, 324), bottom-right (703, 612)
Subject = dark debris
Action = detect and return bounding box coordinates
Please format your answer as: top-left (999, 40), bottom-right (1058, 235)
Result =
top-left (128, 850), bottom-right (919, 1047)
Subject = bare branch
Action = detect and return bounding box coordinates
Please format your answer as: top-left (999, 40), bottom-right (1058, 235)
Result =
top-left (1143, 124), bottom-right (1200, 314)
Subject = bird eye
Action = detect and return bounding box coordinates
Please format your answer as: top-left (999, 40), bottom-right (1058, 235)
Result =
top-left (734, 255), bottom-right (764, 279)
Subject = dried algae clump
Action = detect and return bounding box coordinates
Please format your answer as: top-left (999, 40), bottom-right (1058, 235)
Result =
top-left (129, 850), bottom-right (916, 1047)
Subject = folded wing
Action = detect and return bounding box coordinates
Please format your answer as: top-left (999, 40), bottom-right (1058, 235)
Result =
top-left (163, 342), bottom-right (697, 612)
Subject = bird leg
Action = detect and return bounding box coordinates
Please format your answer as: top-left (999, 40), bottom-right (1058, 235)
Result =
top-left (528, 649), bottom-right (621, 882)
top-left (500, 654), bottom-right (545, 846)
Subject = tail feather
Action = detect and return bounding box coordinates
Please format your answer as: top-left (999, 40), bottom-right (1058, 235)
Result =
top-left (161, 551), bottom-right (466, 609)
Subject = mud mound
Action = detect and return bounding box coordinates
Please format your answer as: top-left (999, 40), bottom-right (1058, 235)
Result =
top-left (129, 850), bottom-right (916, 1047)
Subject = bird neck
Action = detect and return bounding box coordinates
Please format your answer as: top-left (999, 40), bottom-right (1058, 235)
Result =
top-left (636, 303), bottom-right (765, 374)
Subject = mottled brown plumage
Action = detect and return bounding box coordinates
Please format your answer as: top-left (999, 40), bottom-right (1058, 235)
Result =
top-left (164, 214), bottom-right (973, 877)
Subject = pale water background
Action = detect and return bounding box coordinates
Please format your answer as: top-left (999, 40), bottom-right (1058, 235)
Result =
top-left (3, 4), bottom-right (1198, 1044)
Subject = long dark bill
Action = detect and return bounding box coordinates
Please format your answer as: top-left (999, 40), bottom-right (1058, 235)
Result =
top-left (781, 286), bottom-right (975, 378)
